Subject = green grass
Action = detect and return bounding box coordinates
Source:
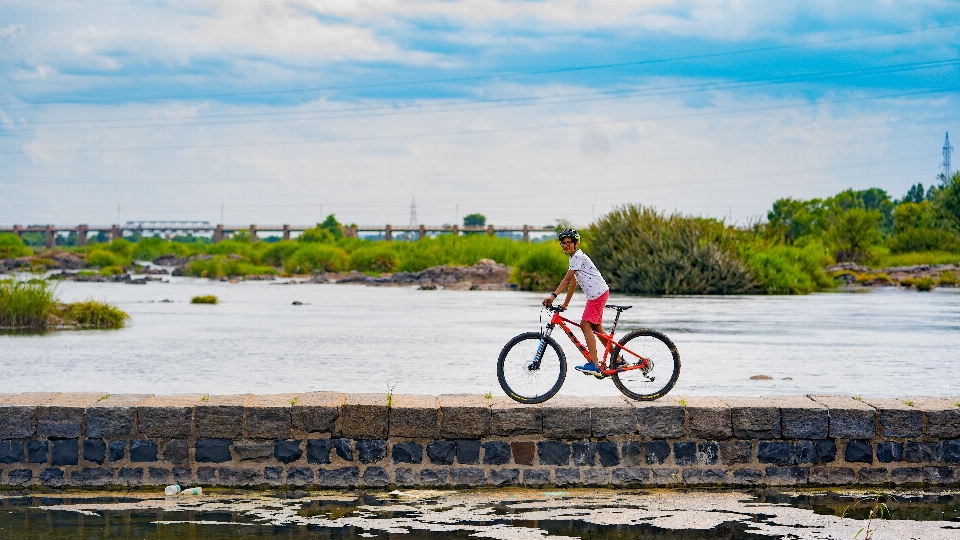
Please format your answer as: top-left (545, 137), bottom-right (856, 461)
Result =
top-left (0, 279), bottom-right (57, 328)
top-left (63, 299), bottom-right (130, 329)
top-left (0, 233), bottom-right (32, 259)
top-left (867, 247), bottom-right (960, 269)
top-left (191, 295), bottom-right (219, 304)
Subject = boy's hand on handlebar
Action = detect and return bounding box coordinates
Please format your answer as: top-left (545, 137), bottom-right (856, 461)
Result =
top-left (541, 295), bottom-right (554, 307)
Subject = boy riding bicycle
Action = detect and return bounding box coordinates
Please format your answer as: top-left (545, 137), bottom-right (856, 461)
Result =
top-left (541, 228), bottom-right (610, 377)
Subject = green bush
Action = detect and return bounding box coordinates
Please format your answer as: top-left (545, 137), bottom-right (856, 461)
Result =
top-left (285, 244), bottom-right (348, 274)
top-left (589, 205), bottom-right (756, 295)
top-left (0, 233), bottom-right (32, 259)
top-left (349, 246), bottom-right (401, 273)
top-left (511, 244), bottom-right (569, 291)
top-left (130, 237), bottom-right (193, 261)
top-left (887, 227), bottom-right (960, 253)
top-left (63, 299), bottom-right (129, 329)
top-left (85, 249), bottom-right (129, 268)
top-left (0, 279), bottom-right (56, 328)
top-left (191, 295), bottom-right (219, 304)
top-left (183, 257), bottom-right (277, 278)
top-left (260, 241), bottom-right (299, 267)
top-left (298, 226), bottom-right (336, 244)
top-left (742, 242), bottom-right (834, 294)
top-left (827, 208), bottom-right (881, 262)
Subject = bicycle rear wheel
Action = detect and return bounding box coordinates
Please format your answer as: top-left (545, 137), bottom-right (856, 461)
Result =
top-left (610, 329), bottom-right (680, 401)
top-left (497, 332), bottom-right (566, 404)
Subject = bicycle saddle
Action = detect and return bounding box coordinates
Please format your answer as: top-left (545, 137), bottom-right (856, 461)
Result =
top-left (605, 304), bottom-right (632, 311)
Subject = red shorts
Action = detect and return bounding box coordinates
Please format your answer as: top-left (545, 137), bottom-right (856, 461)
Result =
top-left (582, 290), bottom-right (609, 325)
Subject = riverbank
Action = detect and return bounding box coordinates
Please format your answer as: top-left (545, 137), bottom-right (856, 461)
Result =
top-left (1, 392), bottom-right (957, 490)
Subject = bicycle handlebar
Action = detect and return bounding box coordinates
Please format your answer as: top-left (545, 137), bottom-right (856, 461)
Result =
top-left (545, 305), bottom-right (566, 312)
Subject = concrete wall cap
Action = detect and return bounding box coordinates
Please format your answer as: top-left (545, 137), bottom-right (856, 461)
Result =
top-left (2, 392), bottom-right (61, 407)
top-left (88, 394), bottom-right (153, 407)
top-left (0, 394), bottom-right (17, 405)
top-left (902, 396), bottom-right (960, 411)
top-left (391, 395), bottom-right (438, 409)
top-left (41, 392), bottom-right (107, 408)
top-left (198, 394), bottom-right (252, 407)
top-left (808, 395), bottom-right (876, 411)
top-left (860, 397), bottom-right (917, 411)
top-left (295, 391), bottom-right (343, 408)
top-left (138, 394), bottom-right (205, 407)
top-left (343, 393), bottom-right (389, 407)
top-left (766, 395), bottom-right (827, 409)
top-left (247, 394), bottom-right (300, 408)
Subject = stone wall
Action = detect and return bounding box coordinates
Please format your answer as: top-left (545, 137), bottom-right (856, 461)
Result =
top-left (1, 392), bottom-right (958, 489)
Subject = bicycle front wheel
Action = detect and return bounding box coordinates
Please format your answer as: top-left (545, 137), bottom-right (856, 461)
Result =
top-left (611, 329), bottom-right (680, 401)
top-left (497, 332), bottom-right (566, 404)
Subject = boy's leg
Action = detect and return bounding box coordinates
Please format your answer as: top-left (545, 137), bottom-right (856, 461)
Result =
top-left (580, 320), bottom-right (603, 368)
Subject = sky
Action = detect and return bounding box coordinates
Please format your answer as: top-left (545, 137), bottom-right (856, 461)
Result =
top-left (2, 0), bottom-right (959, 229)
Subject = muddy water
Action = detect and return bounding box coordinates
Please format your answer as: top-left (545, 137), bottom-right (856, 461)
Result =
top-left (1, 489), bottom-right (958, 540)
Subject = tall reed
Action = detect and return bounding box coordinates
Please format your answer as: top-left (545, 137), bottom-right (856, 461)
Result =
top-left (0, 280), bottom-right (57, 328)
top-left (64, 300), bottom-right (130, 329)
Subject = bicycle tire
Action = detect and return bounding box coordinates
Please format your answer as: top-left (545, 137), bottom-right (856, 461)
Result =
top-left (610, 329), bottom-right (680, 401)
top-left (497, 332), bottom-right (566, 404)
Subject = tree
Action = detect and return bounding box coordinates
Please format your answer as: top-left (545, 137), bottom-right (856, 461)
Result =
top-left (902, 183), bottom-right (926, 204)
top-left (931, 172), bottom-right (960, 232)
top-left (827, 208), bottom-right (881, 262)
top-left (463, 213), bottom-right (486, 227)
top-left (319, 214), bottom-right (343, 238)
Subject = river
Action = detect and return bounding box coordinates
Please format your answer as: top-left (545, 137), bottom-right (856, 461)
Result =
top-left (1, 278), bottom-right (958, 398)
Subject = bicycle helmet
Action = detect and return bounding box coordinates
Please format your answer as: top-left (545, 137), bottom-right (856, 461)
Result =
top-left (558, 228), bottom-right (580, 244)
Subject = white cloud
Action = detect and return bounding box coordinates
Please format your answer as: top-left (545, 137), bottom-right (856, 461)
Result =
top-left (0, 23), bottom-right (25, 42)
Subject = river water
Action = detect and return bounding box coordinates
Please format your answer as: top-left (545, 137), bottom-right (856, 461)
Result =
top-left (1, 278), bottom-right (958, 398)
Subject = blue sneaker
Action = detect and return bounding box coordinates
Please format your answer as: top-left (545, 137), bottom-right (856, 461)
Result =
top-left (575, 362), bottom-right (603, 378)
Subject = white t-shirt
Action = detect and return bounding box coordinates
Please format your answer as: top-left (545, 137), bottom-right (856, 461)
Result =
top-left (568, 249), bottom-right (609, 300)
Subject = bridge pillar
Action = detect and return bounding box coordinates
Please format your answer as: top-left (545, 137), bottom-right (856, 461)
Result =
top-left (111, 225), bottom-right (122, 242)
top-left (385, 224), bottom-right (392, 242)
top-left (44, 225), bottom-right (55, 249)
top-left (522, 225), bottom-right (529, 242)
top-left (344, 225), bottom-right (357, 238)
top-left (452, 225), bottom-right (459, 237)
top-left (419, 224), bottom-right (426, 240)
top-left (212, 225), bottom-right (223, 243)
top-left (249, 225), bottom-right (258, 243)
top-left (487, 224), bottom-right (494, 236)
top-left (282, 224), bottom-right (291, 241)
top-left (76, 225), bottom-right (88, 246)
top-left (12, 225), bottom-right (22, 239)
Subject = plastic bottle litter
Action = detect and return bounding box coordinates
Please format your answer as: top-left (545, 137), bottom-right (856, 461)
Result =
top-left (164, 485), bottom-right (181, 496)
top-left (181, 487), bottom-right (203, 496)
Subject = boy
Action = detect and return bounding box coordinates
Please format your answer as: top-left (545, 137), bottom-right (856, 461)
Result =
top-left (541, 228), bottom-right (610, 377)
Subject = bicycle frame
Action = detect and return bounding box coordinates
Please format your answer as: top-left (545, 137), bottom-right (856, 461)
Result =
top-left (542, 308), bottom-right (650, 376)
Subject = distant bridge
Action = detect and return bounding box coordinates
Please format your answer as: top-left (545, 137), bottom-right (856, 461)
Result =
top-left (0, 222), bottom-right (558, 247)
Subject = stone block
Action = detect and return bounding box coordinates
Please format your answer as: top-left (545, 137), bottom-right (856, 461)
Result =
top-left (292, 392), bottom-right (341, 436)
top-left (596, 441), bottom-right (620, 467)
top-left (722, 397), bottom-right (780, 439)
top-left (245, 394), bottom-right (297, 439)
top-left (173, 467), bottom-right (193, 484)
top-left (945, 439), bottom-right (960, 464)
top-left (40, 468), bottom-right (64, 487)
top-left (537, 441), bottom-right (570, 465)
top-left (197, 466), bottom-right (216, 483)
top-left (72, 467), bottom-right (114, 486)
top-left (857, 468), bottom-right (889, 484)
top-left (844, 440), bottom-right (873, 464)
top-left (338, 393), bottom-right (388, 439)
top-left (0, 392), bottom-right (59, 438)
top-left (356, 439), bottom-right (387, 464)
top-left (363, 466), bottom-right (390, 486)
top-left (234, 439), bottom-right (274, 461)
top-left (904, 396), bottom-right (960, 438)
top-left (816, 440), bottom-right (836, 463)
top-left (220, 467), bottom-right (263, 486)
top-left (651, 468), bottom-right (682, 485)
top-left (51, 439), bottom-right (78, 466)
top-left (195, 439), bottom-right (232, 463)
top-left (195, 394), bottom-right (250, 439)
top-left (306, 439), bottom-right (332, 464)
top-left (392, 441), bottom-right (423, 464)
top-left (520, 468), bottom-right (549, 486)
top-left (542, 395), bottom-right (591, 438)
top-left (891, 467), bottom-right (922, 484)
top-left (117, 467), bottom-right (143, 486)
top-left (733, 468), bottom-right (762, 484)
top-left (388, 395), bottom-right (438, 438)
top-left (395, 468), bottom-right (415, 486)
top-left (482, 441), bottom-right (510, 465)
top-left (0, 440), bottom-right (24, 464)
top-left (793, 440), bottom-right (815, 464)
top-left (274, 440), bottom-right (303, 464)
top-left (772, 395), bottom-right (828, 439)
top-left (26, 440), bottom-right (47, 464)
top-left (137, 394), bottom-right (203, 438)
top-left (148, 467), bottom-right (171, 483)
top-left (438, 394), bottom-right (490, 439)
top-left (572, 441), bottom-right (596, 466)
top-left (83, 439), bottom-right (106, 465)
top-left (108, 440), bottom-right (126, 462)
top-left (645, 440), bottom-right (670, 465)
top-left (490, 398), bottom-right (541, 436)
top-left (808, 467), bottom-right (856, 485)
top-left (702, 469), bottom-right (731, 484)
top-left (456, 440), bottom-right (481, 464)
top-left (923, 466), bottom-right (954, 484)
top-left (861, 398), bottom-right (921, 438)
top-left (673, 442), bottom-right (698, 466)
top-left (419, 468), bottom-right (448, 486)
top-left (583, 468), bottom-right (610, 486)
top-left (163, 439), bottom-right (189, 464)
top-left (38, 392), bottom-right (104, 438)
top-left (426, 441), bottom-right (456, 465)
top-left (489, 468), bottom-right (519, 486)
top-left (451, 467), bottom-right (486, 486)
top-left (612, 468), bottom-right (650, 485)
top-left (720, 440), bottom-right (752, 465)
top-left (699, 442), bottom-right (720, 465)
top-left (129, 440), bottom-right (158, 462)
top-left (764, 466), bottom-right (807, 485)
top-left (86, 394), bottom-right (151, 438)
top-left (681, 396), bottom-right (731, 439)
top-left (633, 400), bottom-right (685, 438)
top-left (333, 439), bottom-right (353, 461)
top-left (590, 396), bottom-right (636, 437)
top-left (8, 469), bottom-right (32, 485)
top-left (555, 468), bottom-right (581, 486)
top-left (876, 441), bottom-right (903, 463)
top-left (621, 441), bottom-right (643, 466)
top-left (511, 441), bottom-right (535, 465)
top-left (904, 441), bottom-right (942, 463)
top-left (681, 469), bottom-right (702, 484)
top-left (317, 467), bottom-right (359, 487)
top-left (809, 395), bottom-right (876, 439)
top-left (285, 466), bottom-right (314, 485)
top-left (264, 467), bottom-right (283, 482)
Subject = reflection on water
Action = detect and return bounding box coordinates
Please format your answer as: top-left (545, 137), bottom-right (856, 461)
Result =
top-left (1, 489), bottom-right (958, 540)
top-left (0, 278), bottom-right (958, 397)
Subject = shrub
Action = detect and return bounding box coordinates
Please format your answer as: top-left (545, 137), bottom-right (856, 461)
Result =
top-left (130, 237), bottom-right (193, 261)
top-left (260, 241), bottom-right (299, 267)
top-left (827, 208), bottom-right (881, 262)
top-left (349, 246), bottom-right (401, 273)
top-left (938, 271), bottom-right (958, 286)
top-left (901, 276), bottom-right (936, 291)
top-left (99, 266), bottom-right (125, 276)
top-left (183, 257), bottom-right (277, 278)
top-left (887, 227), bottom-right (960, 253)
top-left (855, 272), bottom-right (891, 285)
top-left (0, 233), bottom-right (31, 259)
top-left (589, 205), bottom-right (755, 295)
top-left (742, 243), bottom-right (834, 294)
top-left (284, 244), bottom-right (348, 274)
top-left (511, 244), bottom-right (569, 291)
top-left (298, 226), bottom-right (336, 244)
top-left (191, 295), bottom-right (219, 304)
top-left (0, 280), bottom-right (56, 328)
top-left (85, 249), bottom-right (128, 268)
top-left (63, 300), bottom-right (129, 329)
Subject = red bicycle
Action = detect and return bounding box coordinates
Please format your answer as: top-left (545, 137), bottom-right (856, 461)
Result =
top-left (497, 304), bottom-right (680, 403)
